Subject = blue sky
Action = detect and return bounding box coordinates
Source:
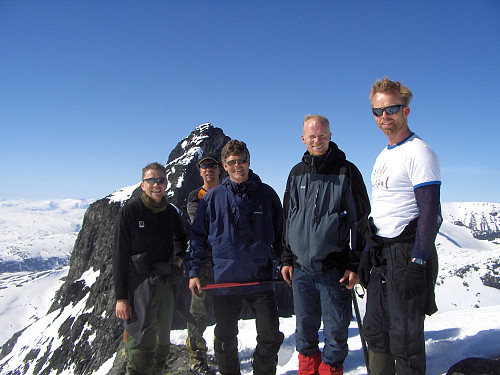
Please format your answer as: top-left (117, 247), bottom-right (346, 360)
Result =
top-left (1, 1), bottom-right (499, 203)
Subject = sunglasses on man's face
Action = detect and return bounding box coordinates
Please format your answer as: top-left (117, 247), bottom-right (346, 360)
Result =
top-left (200, 163), bottom-right (219, 169)
top-left (372, 104), bottom-right (406, 117)
top-left (225, 158), bottom-right (247, 167)
top-left (143, 177), bottom-right (167, 185)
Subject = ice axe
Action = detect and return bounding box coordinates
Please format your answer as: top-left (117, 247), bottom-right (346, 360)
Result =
top-left (202, 279), bottom-right (286, 290)
top-left (351, 286), bottom-right (370, 375)
top-left (342, 281), bottom-right (370, 374)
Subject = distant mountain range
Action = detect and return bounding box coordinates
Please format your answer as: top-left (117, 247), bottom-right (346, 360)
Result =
top-left (441, 202), bottom-right (500, 241)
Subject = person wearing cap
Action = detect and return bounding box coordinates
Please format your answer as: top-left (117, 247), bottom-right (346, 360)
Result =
top-left (185, 154), bottom-right (222, 375)
top-left (187, 155), bottom-right (223, 222)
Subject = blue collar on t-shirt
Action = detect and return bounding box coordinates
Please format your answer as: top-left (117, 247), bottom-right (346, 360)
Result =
top-left (387, 132), bottom-right (415, 150)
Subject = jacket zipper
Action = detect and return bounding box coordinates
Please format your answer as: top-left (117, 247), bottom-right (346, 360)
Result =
top-left (313, 186), bottom-right (320, 223)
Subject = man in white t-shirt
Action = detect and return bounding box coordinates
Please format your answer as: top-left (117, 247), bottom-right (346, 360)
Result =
top-left (358, 77), bottom-right (441, 375)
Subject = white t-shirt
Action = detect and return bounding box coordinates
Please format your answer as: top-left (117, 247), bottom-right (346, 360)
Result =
top-left (371, 133), bottom-right (441, 238)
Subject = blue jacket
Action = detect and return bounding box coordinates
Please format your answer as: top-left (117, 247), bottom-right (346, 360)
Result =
top-left (188, 171), bottom-right (283, 295)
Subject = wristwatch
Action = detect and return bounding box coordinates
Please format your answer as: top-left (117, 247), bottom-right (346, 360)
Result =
top-left (411, 257), bottom-right (427, 265)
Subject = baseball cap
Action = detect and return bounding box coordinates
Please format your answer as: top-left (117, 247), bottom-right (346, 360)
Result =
top-left (197, 154), bottom-right (221, 168)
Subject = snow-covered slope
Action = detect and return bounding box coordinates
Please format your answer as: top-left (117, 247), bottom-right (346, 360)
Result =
top-left (0, 201), bottom-right (499, 375)
top-left (0, 268), bottom-right (68, 345)
top-left (441, 202), bottom-right (500, 241)
top-left (436, 221), bottom-right (500, 311)
top-left (0, 199), bottom-right (93, 272)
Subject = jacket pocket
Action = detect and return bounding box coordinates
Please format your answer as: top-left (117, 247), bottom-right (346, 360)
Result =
top-left (251, 210), bottom-right (274, 245)
top-left (131, 252), bottom-right (150, 275)
top-left (317, 211), bottom-right (348, 250)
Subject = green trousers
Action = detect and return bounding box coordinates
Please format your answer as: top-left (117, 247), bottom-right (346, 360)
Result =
top-left (186, 254), bottom-right (213, 366)
top-left (126, 280), bottom-right (174, 375)
top-left (187, 252), bottom-right (213, 340)
top-left (368, 349), bottom-right (396, 375)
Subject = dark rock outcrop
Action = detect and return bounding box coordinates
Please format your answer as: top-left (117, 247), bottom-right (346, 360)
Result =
top-left (446, 357), bottom-right (500, 375)
top-left (450, 205), bottom-right (500, 242)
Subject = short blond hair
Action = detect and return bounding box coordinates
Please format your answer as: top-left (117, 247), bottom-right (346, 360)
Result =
top-left (303, 115), bottom-right (330, 132)
top-left (369, 77), bottom-right (413, 106)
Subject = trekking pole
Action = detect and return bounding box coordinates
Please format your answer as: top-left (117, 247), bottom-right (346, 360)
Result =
top-left (351, 287), bottom-right (370, 375)
top-left (202, 279), bottom-right (286, 290)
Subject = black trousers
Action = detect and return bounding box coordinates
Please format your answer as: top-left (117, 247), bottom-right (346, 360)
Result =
top-left (212, 291), bottom-right (284, 375)
top-left (363, 242), bottom-right (428, 375)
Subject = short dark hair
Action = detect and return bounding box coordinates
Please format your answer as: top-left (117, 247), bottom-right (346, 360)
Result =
top-left (221, 140), bottom-right (250, 164)
top-left (142, 162), bottom-right (166, 179)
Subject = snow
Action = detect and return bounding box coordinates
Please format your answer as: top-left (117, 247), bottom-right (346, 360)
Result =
top-left (0, 200), bottom-right (499, 375)
top-left (0, 268), bottom-right (68, 343)
top-left (0, 199), bottom-right (92, 264)
top-left (107, 183), bottom-right (140, 204)
top-left (77, 267), bottom-right (100, 288)
top-left (168, 305), bottom-right (500, 375)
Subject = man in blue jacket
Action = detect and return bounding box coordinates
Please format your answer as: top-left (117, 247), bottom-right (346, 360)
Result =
top-left (281, 115), bottom-right (370, 375)
top-left (188, 140), bottom-right (284, 375)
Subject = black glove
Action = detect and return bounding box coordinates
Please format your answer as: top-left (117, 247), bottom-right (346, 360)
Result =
top-left (405, 261), bottom-right (427, 299)
top-left (358, 251), bottom-right (372, 289)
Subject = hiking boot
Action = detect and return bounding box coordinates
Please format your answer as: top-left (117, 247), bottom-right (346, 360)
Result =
top-left (190, 358), bottom-right (216, 375)
top-left (318, 362), bottom-right (343, 375)
top-left (298, 351), bottom-right (322, 375)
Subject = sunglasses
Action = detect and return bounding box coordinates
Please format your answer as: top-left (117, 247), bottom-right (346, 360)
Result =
top-left (143, 177), bottom-right (167, 185)
top-left (372, 104), bottom-right (406, 117)
top-left (225, 158), bottom-right (247, 166)
top-left (200, 163), bottom-right (219, 169)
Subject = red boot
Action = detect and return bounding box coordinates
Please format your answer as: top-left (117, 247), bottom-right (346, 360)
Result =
top-left (298, 351), bottom-right (322, 375)
top-left (318, 362), bottom-right (343, 375)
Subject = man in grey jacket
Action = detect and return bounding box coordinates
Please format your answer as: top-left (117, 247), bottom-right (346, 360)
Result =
top-left (281, 115), bottom-right (370, 375)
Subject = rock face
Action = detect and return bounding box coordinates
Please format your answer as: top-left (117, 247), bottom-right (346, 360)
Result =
top-left (162, 123), bottom-right (232, 232)
top-left (446, 357), bottom-right (500, 375)
top-left (442, 202), bottom-right (500, 242)
top-left (0, 123), bottom-right (293, 375)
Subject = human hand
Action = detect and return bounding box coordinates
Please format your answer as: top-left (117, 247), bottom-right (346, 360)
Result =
top-left (405, 262), bottom-right (426, 299)
top-left (115, 299), bottom-right (132, 320)
top-left (189, 277), bottom-right (202, 296)
top-left (358, 251), bottom-right (372, 288)
top-left (340, 270), bottom-right (358, 290)
top-left (281, 266), bottom-right (294, 286)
